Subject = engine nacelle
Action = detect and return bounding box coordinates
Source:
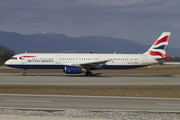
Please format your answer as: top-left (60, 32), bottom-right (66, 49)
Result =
top-left (64, 66), bottom-right (86, 74)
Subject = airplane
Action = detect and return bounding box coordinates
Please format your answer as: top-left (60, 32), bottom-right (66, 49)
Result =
top-left (5, 32), bottom-right (172, 76)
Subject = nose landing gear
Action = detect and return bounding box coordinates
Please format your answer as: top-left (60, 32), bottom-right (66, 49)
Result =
top-left (22, 69), bottom-right (26, 76)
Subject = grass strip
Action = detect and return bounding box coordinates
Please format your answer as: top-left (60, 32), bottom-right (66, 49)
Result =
top-left (0, 85), bottom-right (180, 98)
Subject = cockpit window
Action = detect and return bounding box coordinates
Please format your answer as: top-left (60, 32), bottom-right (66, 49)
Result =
top-left (12, 57), bottom-right (17, 60)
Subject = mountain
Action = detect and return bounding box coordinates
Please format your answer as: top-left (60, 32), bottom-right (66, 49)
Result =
top-left (0, 31), bottom-right (179, 56)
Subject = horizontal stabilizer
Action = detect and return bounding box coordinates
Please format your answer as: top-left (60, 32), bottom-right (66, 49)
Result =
top-left (156, 56), bottom-right (173, 63)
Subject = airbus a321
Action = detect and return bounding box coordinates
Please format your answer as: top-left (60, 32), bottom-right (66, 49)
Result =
top-left (5, 32), bottom-right (172, 76)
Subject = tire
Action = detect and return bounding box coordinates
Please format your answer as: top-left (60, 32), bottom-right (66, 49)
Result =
top-left (22, 72), bottom-right (26, 76)
top-left (85, 72), bottom-right (93, 76)
top-left (85, 72), bottom-right (88, 76)
top-left (88, 72), bottom-right (93, 76)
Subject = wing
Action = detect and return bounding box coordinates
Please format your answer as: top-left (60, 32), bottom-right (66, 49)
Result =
top-left (79, 60), bottom-right (110, 68)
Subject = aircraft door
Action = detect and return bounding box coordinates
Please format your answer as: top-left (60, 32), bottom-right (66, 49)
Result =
top-left (21, 58), bottom-right (26, 64)
top-left (56, 55), bottom-right (61, 64)
top-left (98, 56), bottom-right (103, 61)
top-left (142, 55), bottom-right (147, 64)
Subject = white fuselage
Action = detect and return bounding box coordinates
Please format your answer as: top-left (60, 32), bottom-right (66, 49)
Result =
top-left (5, 53), bottom-right (158, 70)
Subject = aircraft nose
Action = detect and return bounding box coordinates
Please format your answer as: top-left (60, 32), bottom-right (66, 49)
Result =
top-left (5, 60), bottom-right (11, 65)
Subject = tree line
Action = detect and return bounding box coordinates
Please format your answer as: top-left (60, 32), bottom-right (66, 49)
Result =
top-left (170, 56), bottom-right (180, 62)
top-left (0, 44), bottom-right (15, 65)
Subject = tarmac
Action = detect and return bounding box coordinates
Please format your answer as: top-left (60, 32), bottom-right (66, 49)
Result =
top-left (0, 73), bottom-right (180, 85)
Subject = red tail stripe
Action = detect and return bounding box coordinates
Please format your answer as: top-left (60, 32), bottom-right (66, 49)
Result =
top-left (164, 55), bottom-right (173, 61)
top-left (149, 51), bottom-right (164, 58)
top-left (154, 36), bottom-right (169, 46)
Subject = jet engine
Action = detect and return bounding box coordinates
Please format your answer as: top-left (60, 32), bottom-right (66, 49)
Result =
top-left (63, 66), bottom-right (86, 74)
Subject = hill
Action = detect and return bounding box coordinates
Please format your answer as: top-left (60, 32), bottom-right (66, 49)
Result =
top-left (0, 31), bottom-right (179, 56)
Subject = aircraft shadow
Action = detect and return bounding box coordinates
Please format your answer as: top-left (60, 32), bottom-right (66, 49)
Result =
top-left (16, 73), bottom-right (174, 78)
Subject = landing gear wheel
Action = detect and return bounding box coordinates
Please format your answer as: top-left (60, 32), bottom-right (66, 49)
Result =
top-left (85, 72), bottom-right (93, 76)
top-left (22, 69), bottom-right (26, 76)
top-left (22, 72), bottom-right (26, 76)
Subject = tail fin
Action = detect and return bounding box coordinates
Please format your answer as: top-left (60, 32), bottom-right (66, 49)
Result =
top-left (145, 32), bottom-right (171, 58)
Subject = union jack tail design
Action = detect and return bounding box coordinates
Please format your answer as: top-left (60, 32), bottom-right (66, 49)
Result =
top-left (145, 32), bottom-right (171, 59)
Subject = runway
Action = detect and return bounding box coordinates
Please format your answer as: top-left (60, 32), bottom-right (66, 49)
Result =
top-left (1, 72), bottom-right (180, 113)
top-left (0, 73), bottom-right (180, 85)
top-left (0, 94), bottom-right (180, 112)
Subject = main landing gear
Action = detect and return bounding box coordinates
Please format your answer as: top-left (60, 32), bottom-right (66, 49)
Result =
top-left (22, 69), bottom-right (26, 76)
top-left (85, 68), bottom-right (93, 76)
top-left (85, 72), bottom-right (93, 76)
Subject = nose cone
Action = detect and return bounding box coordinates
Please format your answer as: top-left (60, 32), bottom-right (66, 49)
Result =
top-left (5, 60), bottom-right (11, 66)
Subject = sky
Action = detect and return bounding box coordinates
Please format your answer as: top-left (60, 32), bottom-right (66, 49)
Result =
top-left (0, 0), bottom-right (180, 48)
